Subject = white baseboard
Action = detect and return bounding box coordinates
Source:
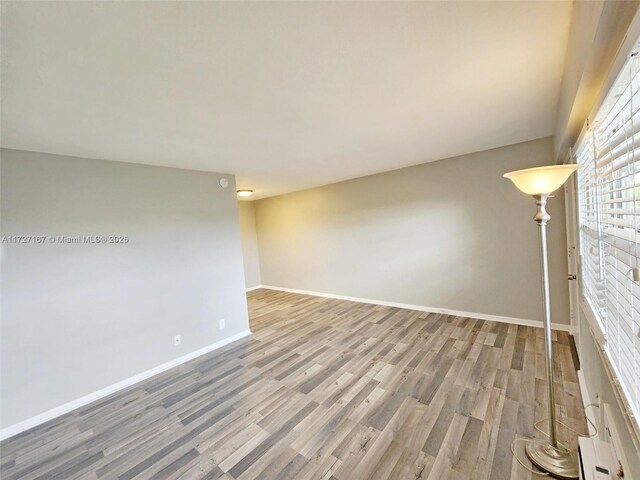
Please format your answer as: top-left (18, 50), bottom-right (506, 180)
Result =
top-left (258, 285), bottom-right (571, 332)
top-left (0, 329), bottom-right (252, 442)
top-left (245, 285), bottom-right (262, 292)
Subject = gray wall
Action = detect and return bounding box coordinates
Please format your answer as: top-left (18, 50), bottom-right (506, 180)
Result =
top-left (0, 149), bottom-right (250, 428)
top-left (255, 137), bottom-right (570, 324)
top-left (238, 201), bottom-right (262, 288)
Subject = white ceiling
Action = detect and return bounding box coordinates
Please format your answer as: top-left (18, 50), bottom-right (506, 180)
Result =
top-left (1, 1), bottom-right (571, 200)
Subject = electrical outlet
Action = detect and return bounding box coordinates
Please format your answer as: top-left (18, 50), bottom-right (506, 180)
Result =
top-left (219, 319), bottom-right (225, 330)
top-left (174, 335), bottom-right (181, 346)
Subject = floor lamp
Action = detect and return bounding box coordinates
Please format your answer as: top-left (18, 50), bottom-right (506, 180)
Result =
top-left (503, 164), bottom-right (580, 480)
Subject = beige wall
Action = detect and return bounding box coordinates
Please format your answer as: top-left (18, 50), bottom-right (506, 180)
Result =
top-left (238, 201), bottom-right (262, 288)
top-left (255, 137), bottom-right (570, 325)
top-left (554, 0), bottom-right (639, 161)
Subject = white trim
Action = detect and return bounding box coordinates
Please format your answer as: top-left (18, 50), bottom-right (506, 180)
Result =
top-left (260, 285), bottom-right (571, 332)
top-left (578, 369), bottom-right (601, 438)
top-left (578, 370), bottom-right (593, 409)
top-left (580, 300), bottom-right (606, 347)
top-left (245, 285), bottom-right (262, 292)
top-left (602, 402), bottom-right (631, 474)
top-left (0, 329), bottom-right (252, 441)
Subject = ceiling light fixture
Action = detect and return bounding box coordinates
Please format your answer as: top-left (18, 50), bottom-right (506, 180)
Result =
top-left (236, 189), bottom-right (253, 197)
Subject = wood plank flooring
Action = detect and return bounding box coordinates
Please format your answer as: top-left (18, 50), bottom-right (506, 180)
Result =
top-left (0, 289), bottom-right (587, 479)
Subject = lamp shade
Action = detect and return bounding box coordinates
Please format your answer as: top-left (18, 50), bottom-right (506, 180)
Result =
top-left (503, 164), bottom-right (580, 195)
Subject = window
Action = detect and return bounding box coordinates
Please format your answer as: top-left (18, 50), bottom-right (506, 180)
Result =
top-left (576, 42), bottom-right (640, 425)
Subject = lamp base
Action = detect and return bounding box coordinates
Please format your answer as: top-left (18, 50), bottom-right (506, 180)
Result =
top-left (525, 441), bottom-right (578, 479)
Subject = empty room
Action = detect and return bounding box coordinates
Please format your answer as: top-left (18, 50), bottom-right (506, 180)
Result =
top-left (1, 1), bottom-right (639, 479)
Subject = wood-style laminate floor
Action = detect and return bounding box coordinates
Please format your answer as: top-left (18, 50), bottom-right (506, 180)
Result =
top-left (0, 289), bottom-right (587, 480)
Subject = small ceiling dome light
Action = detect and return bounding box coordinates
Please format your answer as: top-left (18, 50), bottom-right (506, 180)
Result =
top-left (237, 189), bottom-right (253, 197)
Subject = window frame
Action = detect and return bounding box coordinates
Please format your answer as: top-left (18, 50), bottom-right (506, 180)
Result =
top-left (572, 33), bottom-right (640, 452)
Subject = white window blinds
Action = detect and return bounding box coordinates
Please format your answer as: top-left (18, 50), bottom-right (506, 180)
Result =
top-left (576, 44), bottom-right (640, 424)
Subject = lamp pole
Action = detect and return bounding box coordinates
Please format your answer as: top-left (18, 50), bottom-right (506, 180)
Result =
top-left (523, 193), bottom-right (577, 479)
top-left (534, 193), bottom-right (558, 449)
